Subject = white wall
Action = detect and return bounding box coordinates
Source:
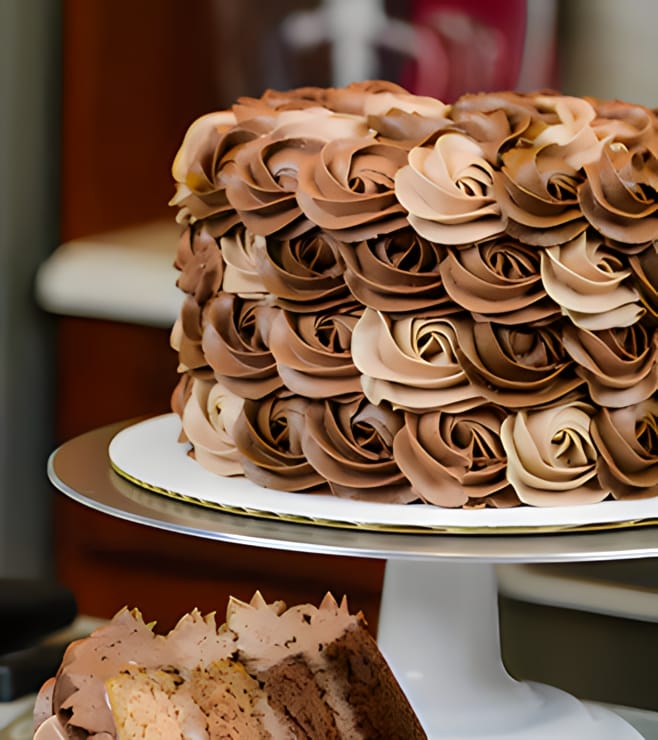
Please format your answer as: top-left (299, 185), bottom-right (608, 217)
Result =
top-left (0, 0), bottom-right (60, 577)
top-left (559, 0), bottom-right (658, 106)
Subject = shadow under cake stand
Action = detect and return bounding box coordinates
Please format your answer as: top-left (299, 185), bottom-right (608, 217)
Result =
top-left (48, 418), bottom-right (658, 739)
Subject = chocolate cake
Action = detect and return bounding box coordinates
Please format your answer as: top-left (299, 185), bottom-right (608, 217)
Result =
top-left (168, 81), bottom-right (658, 508)
top-left (33, 593), bottom-right (426, 739)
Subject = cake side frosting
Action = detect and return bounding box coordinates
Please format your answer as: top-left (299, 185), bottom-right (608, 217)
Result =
top-left (169, 81), bottom-right (658, 508)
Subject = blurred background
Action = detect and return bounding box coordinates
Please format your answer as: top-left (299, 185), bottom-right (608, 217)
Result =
top-left (1, 0), bottom-right (657, 722)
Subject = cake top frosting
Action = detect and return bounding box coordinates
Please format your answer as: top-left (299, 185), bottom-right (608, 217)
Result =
top-left (168, 81), bottom-right (658, 508)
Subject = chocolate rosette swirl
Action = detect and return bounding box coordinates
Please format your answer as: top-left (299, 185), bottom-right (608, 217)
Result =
top-left (540, 231), bottom-right (642, 330)
top-left (171, 296), bottom-right (209, 375)
top-left (174, 224), bottom-right (223, 305)
top-left (449, 91), bottom-right (536, 163)
top-left (337, 228), bottom-right (452, 313)
top-left (501, 400), bottom-right (608, 506)
top-left (296, 137), bottom-right (410, 241)
top-left (453, 316), bottom-right (582, 407)
top-left (268, 303), bottom-right (363, 398)
top-left (493, 146), bottom-right (587, 246)
top-left (323, 80), bottom-right (410, 115)
top-left (395, 131), bottom-right (505, 245)
top-left (352, 308), bottom-right (486, 412)
top-left (589, 98), bottom-right (658, 150)
top-left (579, 142), bottom-right (658, 243)
top-left (393, 406), bottom-right (518, 508)
top-left (592, 399), bottom-right (658, 499)
top-left (439, 237), bottom-right (559, 324)
top-left (562, 322), bottom-right (658, 407)
top-left (629, 244), bottom-right (658, 325)
top-left (201, 293), bottom-right (282, 399)
top-left (232, 390), bottom-right (324, 492)
top-left (178, 377), bottom-right (243, 476)
top-left (362, 91), bottom-right (451, 146)
top-left (300, 394), bottom-right (414, 502)
top-left (220, 227), bottom-right (268, 296)
top-left (222, 109), bottom-right (370, 238)
top-left (170, 111), bottom-right (256, 235)
top-left (251, 230), bottom-right (348, 312)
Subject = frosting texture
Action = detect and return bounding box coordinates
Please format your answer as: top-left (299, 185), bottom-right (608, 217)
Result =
top-left (169, 82), bottom-right (658, 508)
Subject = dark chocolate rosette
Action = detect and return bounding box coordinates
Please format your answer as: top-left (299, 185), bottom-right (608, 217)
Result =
top-left (337, 228), bottom-right (452, 313)
top-left (201, 293), bottom-right (282, 399)
top-left (579, 142), bottom-right (658, 243)
top-left (170, 110), bottom-right (256, 235)
top-left (592, 399), bottom-right (658, 499)
top-left (540, 231), bottom-right (643, 330)
top-left (171, 295), bottom-right (210, 375)
top-left (562, 322), bottom-right (658, 407)
top-left (393, 405), bottom-right (518, 508)
top-left (439, 237), bottom-right (559, 324)
top-left (448, 90), bottom-right (536, 164)
top-left (352, 309), bottom-right (486, 412)
top-left (500, 400), bottom-right (608, 506)
top-left (174, 224), bottom-right (223, 305)
top-left (300, 394), bottom-right (414, 502)
top-left (493, 145), bottom-right (587, 246)
top-left (629, 243), bottom-right (658, 325)
top-left (453, 315), bottom-right (582, 408)
top-left (231, 390), bottom-right (325, 492)
top-left (251, 230), bottom-right (348, 312)
top-left (268, 303), bottom-right (362, 398)
top-left (222, 108), bottom-right (370, 238)
top-left (395, 131), bottom-right (505, 245)
top-left (296, 137), bottom-right (410, 241)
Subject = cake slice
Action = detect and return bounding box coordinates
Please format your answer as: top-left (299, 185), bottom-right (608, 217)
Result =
top-left (34, 593), bottom-right (426, 739)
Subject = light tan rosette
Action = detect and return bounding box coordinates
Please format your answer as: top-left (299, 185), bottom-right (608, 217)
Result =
top-left (395, 131), bottom-right (505, 244)
top-left (540, 232), bottom-right (642, 329)
top-left (300, 394), bottom-right (414, 502)
top-left (178, 377), bottom-right (243, 476)
top-left (231, 390), bottom-right (325, 492)
top-left (589, 98), bottom-right (658, 151)
top-left (337, 228), bottom-right (451, 313)
top-left (201, 293), bottom-right (282, 399)
top-left (174, 224), bottom-right (223, 305)
top-left (250, 230), bottom-right (348, 312)
top-left (268, 304), bottom-right (362, 398)
top-left (352, 308), bottom-right (485, 412)
top-left (562, 322), bottom-right (658, 407)
top-left (393, 406), bottom-right (518, 508)
top-left (170, 110), bottom-right (253, 235)
top-left (493, 146), bottom-right (587, 246)
top-left (629, 244), bottom-right (658, 325)
top-left (501, 401), bottom-right (608, 506)
top-left (453, 316), bottom-right (581, 407)
top-left (439, 237), bottom-right (559, 324)
top-left (222, 108), bottom-right (370, 238)
top-left (220, 227), bottom-right (268, 296)
top-left (579, 142), bottom-right (658, 243)
top-left (296, 138), bottom-right (409, 241)
top-left (529, 95), bottom-right (602, 170)
top-left (592, 399), bottom-right (658, 499)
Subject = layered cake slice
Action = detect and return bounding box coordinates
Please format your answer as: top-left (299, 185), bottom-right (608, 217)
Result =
top-left (33, 593), bottom-right (426, 739)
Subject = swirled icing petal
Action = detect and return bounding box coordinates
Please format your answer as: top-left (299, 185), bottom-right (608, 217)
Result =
top-left (395, 132), bottom-right (505, 244)
top-left (592, 400), bottom-right (658, 499)
top-left (220, 228), bottom-right (268, 296)
top-left (352, 309), bottom-right (485, 412)
top-left (393, 407), bottom-right (516, 508)
top-left (501, 402), bottom-right (607, 506)
top-left (540, 233), bottom-right (642, 329)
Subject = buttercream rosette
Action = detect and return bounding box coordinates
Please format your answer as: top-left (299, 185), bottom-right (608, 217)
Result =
top-left (168, 81), bottom-right (658, 509)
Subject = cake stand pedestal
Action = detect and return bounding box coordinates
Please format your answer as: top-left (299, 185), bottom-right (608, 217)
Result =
top-left (48, 421), bottom-right (658, 739)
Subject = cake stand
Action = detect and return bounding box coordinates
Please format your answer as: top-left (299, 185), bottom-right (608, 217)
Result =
top-left (48, 420), bottom-right (658, 739)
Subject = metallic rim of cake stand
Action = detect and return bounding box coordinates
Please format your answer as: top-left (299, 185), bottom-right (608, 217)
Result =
top-left (47, 419), bottom-right (658, 564)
